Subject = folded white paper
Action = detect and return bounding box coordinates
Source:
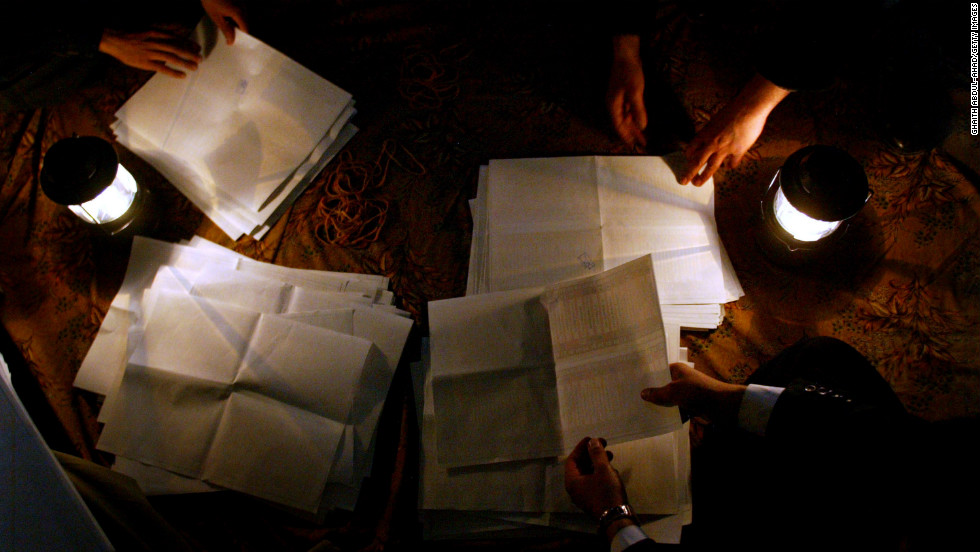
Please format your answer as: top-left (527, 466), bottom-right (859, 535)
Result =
top-left (97, 293), bottom-right (380, 512)
top-left (484, 156), bottom-right (735, 305)
top-left (430, 256), bottom-right (681, 468)
top-left (76, 236), bottom-right (390, 396)
top-left (113, 18), bottom-right (357, 240)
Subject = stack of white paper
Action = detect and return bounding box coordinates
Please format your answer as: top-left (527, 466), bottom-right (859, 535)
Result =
top-left (76, 237), bottom-right (413, 514)
top-left (419, 256), bottom-right (692, 542)
top-left (427, 156), bottom-right (744, 541)
top-left (467, 155), bottom-right (743, 356)
top-left (112, 19), bottom-right (358, 240)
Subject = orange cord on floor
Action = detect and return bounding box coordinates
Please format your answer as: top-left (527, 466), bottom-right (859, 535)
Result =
top-left (314, 139), bottom-right (425, 248)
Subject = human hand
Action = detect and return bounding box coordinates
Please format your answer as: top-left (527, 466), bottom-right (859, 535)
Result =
top-left (641, 362), bottom-right (746, 425)
top-left (202, 0), bottom-right (248, 45)
top-left (564, 437), bottom-right (628, 521)
top-left (98, 29), bottom-right (202, 78)
top-left (680, 74), bottom-right (791, 186)
top-left (607, 35), bottom-right (647, 149)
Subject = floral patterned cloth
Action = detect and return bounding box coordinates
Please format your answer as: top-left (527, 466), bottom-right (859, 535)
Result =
top-left (645, 2), bottom-right (979, 421)
top-left (0, 1), bottom-right (976, 550)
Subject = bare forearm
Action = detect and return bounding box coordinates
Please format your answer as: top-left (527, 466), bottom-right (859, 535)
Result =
top-left (730, 73), bottom-right (792, 122)
top-left (612, 34), bottom-right (642, 63)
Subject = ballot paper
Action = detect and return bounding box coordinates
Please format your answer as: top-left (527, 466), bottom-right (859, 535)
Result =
top-left (96, 292), bottom-right (380, 512)
top-left (96, 265), bottom-right (399, 429)
top-left (282, 308), bottom-right (413, 497)
top-left (104, 304), bottom-right (412, 511)
top-left (467, 156), bottom-right (743, 353)
top-left (414, 339), bottom-right (692, 542)
top-left (77, 237), bottom-right (409, 512)
top-left (112, 18), bottom-right (357, 240)
top-left (75, 236), bottom-right (391, 396)
top-left (429, 256), bottom-right (681, 468)
top-left (479, 155), bottom-right (741, 304)
top-left (540, 255), bottom-right (680, 451)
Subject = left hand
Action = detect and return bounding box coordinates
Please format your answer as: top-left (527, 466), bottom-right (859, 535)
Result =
top-left (606, 35), bottom-right (648, 149)
top-left (564, 437), bottom-right (627, 521)
top-left (201, 0), bottom-right (248, 44)
top-left (641, 362), bottom-right (747, 425)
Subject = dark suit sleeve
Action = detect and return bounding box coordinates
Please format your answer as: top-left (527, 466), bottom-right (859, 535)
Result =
top-left (765, 378), bottom-right (908, 440)
top-left (747, 336), bottom-right (911, 442)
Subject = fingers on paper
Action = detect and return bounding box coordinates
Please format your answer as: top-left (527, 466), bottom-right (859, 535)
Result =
top-left (148, 52), bottom-right (200, 78)
top-left (214, 17), bottom-right (242, 45)
top-left (566, 437), bottom-right (591, 478)
top-left (567, 436), bottom-right (613, 477)
top-left (131, 32), bottom-right (202, 77)
top-left (680, 142), bottom-right (714, 186)
top-left (641, 385), bottom-right (671, 405)
top-left (154, 44), bottom-right (201, 66)
top-left (206, 3), bottom-right (249, 45)
top-left (642, 362), bottom-right (696, 405)
top-left (587, 437), bottom-right (613, 471)
top-left (693, 153), bottom-right (725, 186)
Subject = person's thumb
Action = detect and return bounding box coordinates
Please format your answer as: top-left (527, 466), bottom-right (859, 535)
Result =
top-left (641, 385), bottom-right (672, 406)
top-left (587, 438), bottom-right (610, 470)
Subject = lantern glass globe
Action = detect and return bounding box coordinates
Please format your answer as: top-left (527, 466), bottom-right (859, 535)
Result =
top-left (68, 163), bottom-right (139, 224)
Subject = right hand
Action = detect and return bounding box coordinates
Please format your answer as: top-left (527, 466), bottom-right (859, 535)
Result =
top-left (99, 28), bottom-right (203, 78)
top-left (678, 74), bottom-right (790, 186)
top-left (201, 0), bottom-right (249, 45)
top-left (564, 437), bottom-right (628, 521)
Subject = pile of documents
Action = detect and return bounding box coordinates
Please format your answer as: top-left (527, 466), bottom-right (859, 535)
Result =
top-left (112, 19), bottom-right (358, 241)
top-left (76, 237), bottom-right (412, 514)
top-left (467, 155), bottom-right (743, 356)
top-left (416, 156), bottom-right (743, 541)
top-left (418, 256), bottom-right (691, 541)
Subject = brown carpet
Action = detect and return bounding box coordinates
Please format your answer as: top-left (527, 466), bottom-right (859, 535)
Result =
top-left (1, 1), bottom-right (977, 550)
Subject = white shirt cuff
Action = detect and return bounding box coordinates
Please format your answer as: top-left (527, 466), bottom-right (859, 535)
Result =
top-left (737, 384), bottom-right (784, 436)
top-left (611, 524), bottom-right (650, 552)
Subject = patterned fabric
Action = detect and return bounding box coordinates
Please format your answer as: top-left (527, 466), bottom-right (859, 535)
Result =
top-left (646, 2), bottom-right (979, 422)
top-left (0, 1), bottom-right (976, 550)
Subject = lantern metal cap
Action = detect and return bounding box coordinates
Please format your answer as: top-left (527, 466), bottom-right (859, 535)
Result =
top-left (779, 145), bottom-right (869, 222)
top-left (40, 136), bottom-right (119, 205)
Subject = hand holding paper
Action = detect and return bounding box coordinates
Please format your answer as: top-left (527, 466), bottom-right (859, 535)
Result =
top-left (564, 437), bottom-right (628, 522)
top-left (99, 28), bottom-right (202, 78)
top-left (201, 0), bottom-right (248, 44)
top-left (112, 18), bottom-right (357, 240)
top-left (641, 362), bottom-right (747, 426)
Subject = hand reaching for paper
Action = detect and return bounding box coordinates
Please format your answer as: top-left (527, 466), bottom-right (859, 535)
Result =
top-left (641, 362), bottom-right (747, 425)
top-left (98, 0), bottom-right (248, 78)
top-left (201, 0), bottom-right (249, 45)
top-left (98, 28), bottom-right (203, 78)
top-left (680, 74), bottom-right (791, 186)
